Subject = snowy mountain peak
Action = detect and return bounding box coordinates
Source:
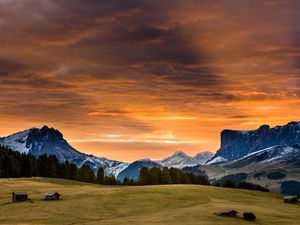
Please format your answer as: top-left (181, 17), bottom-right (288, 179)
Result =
top-left (160, 150), bottom-right (213, 168)
top-left (173, 150), bottom-right (188, 157)
top-left (0, 126), bottom-right (128, 177)
top-left (194, 151), bottom-right (213, 158)
top-left (136, 158), bottom-right (152, 163)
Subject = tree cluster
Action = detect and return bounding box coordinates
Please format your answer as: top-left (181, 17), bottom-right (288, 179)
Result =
top-left (0, 145), bottom-right (88, 181)
top-left (137, 167), bottom-right (210, 185)
top-left (0, 145), bottom-right (119, 184)
top-left (215, 180), bottom-right (270, 192)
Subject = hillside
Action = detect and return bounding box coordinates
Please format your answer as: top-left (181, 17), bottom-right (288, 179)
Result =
top-left (198, 145), bottom-right (300, 194)
top-left (0, 178), bottom-right (299, 225)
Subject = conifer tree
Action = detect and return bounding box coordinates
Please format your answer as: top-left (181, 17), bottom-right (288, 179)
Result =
top-left (161, 167), bottom-right (171, 184)
top-left (96, 167), bottom-right (105, 184)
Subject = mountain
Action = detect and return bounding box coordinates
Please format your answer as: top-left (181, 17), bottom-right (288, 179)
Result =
top-left (0, 126), bottom-right (128, 176)
top-left (159, 150), bottom-right (213, 168)
top-left (215, 121), bottom-right (300, 160)
top-left (223, 144), bottom-right (300, 171)
top-left (0, 126), bottom-right (213, 179)
top-left (117, 159), bottom-right (162, 181)
top-left (201, 144), bottom-right (300, 194)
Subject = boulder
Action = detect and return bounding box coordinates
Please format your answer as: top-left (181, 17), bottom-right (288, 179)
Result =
top-left (243, 212), bottom-right (256, 221)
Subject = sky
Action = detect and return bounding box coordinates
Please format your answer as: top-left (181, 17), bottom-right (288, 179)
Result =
top-left (0, 0), bottom-right (300, 162)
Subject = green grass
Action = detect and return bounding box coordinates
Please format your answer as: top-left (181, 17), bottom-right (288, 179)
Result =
top-left (0, 178), bottom-right (299, 225)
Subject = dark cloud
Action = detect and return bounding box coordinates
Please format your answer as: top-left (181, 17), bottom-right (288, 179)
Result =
top-left (0, 0), bottom-right (300, 160)
top-left (0, 73), bottom-right (72, 89)
top-left (0, 58), bottom-right (27, 75)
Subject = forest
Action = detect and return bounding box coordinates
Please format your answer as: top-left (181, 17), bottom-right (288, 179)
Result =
top-left (0, 145), bottom-right (268, 192)
top-left (0, 145), bottom-right (209, 186)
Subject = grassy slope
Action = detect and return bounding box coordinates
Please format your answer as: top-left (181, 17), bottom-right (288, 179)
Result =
top-left (0, 178), bottom-right (299, 225)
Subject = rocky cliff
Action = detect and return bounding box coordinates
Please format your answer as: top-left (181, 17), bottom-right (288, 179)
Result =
top-left (215, 121), bottom-right (300, 160)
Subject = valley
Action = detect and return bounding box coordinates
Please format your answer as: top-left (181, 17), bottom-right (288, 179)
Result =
top-left (0, 178), bottom-right (299, 225)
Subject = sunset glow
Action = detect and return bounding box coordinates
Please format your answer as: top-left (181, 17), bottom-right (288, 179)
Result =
top-left (0, 0), bottom-right (300, 161)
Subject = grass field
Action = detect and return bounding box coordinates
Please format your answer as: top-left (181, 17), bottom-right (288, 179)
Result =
top-left (0, 178), bottom-right (299, 225)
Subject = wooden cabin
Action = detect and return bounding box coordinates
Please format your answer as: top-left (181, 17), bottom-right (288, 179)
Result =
top-left (44, 192), bottom-right (61, 200)
top-left (12, 192), bottom-right (28, 203)
top-left (283, 196), bottom-right (298, 203)
top-left (214, 210), bottom-right (238, 217)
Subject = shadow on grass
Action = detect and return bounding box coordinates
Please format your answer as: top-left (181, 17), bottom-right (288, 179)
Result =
top-left (1, 199), bottom-right (34, 205)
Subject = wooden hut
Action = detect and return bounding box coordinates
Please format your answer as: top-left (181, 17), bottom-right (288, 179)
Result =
top-left (44, 192), bottom-right (61, 200)
top-left (283, 196), bottom-right (298, 203)
top-left (12, 192), bottom-right (28, 203)
top-left (214, 210), bottom-right (238, 217)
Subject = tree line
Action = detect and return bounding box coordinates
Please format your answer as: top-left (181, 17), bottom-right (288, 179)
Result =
top-left (0, 145), bottom-right (210, 186)
top-left (0, 145), bottom-right (117, 184)
top-left (214, 180), bottom-right (270, 192)
top-left (136, 167), bottom-right (210, 185)
top-left (0, 145), bottom-right (269, 192)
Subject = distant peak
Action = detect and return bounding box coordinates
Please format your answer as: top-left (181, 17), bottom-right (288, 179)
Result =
top-left (28, 125), bottom-right (64, 139)
top-left (194, 151), bottom-right (213, 157)
top-left (287, 121), bottom-right (300, 127)
top-left (41, 125), bottom-right (50, 130)
top-left (173, 150), bottom-right (188, 157)
top-left (137, 158), bottom-right (152, 162)
top-left (258, 124), bottom-right (270, 131)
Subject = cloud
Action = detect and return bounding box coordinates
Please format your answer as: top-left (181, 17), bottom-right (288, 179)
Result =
top-left (0, 0), bottom-right (300, 161)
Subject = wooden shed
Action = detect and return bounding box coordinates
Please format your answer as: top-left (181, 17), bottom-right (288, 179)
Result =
top-left (12, 192), bottom-right (28, 203)
top-left (44, 192), bottom-right (61, 200)
top-left (214, 210), bottom-right (238, 217)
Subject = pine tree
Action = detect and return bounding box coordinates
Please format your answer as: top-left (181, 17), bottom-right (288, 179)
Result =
top-left (104, 175), bottom-right (117, 185)
top-left (68, 163), bottom-right (78, 180)
top-left (96, 167), bottom-right (105, 184)
top-left (78, 164), bottom-right (95, 183)
top-left (149, 167), bottom-right (161, 185)
top-left (160, 167), bottom-right (171, 184)
top-left (139, 167), bottom-right (150, 185)
top-left (169, 167), bottom-right (181, 184)
top-left (21, 155), bottom-right (32, 177)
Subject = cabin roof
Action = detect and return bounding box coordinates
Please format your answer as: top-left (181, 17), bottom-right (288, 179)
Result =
top-left (44, 192), bottom-right (60, 196)
top-left (283, 195), bottom-right (298, 199)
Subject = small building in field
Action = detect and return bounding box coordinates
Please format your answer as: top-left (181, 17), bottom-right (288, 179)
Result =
top-left (214, 210), bottom-right (238, 217)
top-left (44, 192), bottom-right (61, 200)
top-left (283, 196), bottom-right (298, 203)
top-left (12, 192), bottom-right (28, 203)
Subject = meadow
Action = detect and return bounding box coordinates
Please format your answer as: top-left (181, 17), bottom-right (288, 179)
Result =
top-left (0, 178), bottom-right (299, 225)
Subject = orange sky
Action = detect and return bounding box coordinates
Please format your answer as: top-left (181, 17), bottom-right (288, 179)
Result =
top-left (0, 0), bottom-right (300, 162)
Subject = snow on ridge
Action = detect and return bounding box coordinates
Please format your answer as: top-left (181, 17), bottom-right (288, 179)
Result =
top-left (205, 156), bottom-right (227, 165)
top-left (239, 145), bottom-right (297, 161)
top-left (0, 129), bottom-right (31, 154)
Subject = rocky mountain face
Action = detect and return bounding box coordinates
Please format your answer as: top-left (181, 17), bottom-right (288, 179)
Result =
top-left (215, 121), bottom-right (300, 160)
top-left (0, 126), bottom-right (128, 176)
top-left (159, 151), bottom-right (213, 168)
top-left (117, 159), bottom-right (162, 181)
top-left (223, 144), bottom-right (300, 170)
top-left (201, 144), bottom-right (300, 195)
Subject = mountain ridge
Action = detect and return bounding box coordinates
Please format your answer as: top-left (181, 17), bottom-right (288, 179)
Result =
top-left (0, 125), bottom-right (213, 178)
top-left (0, 125), bottom-right (128, 177)
top-left (215, 121), bottom-right (300, 160)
